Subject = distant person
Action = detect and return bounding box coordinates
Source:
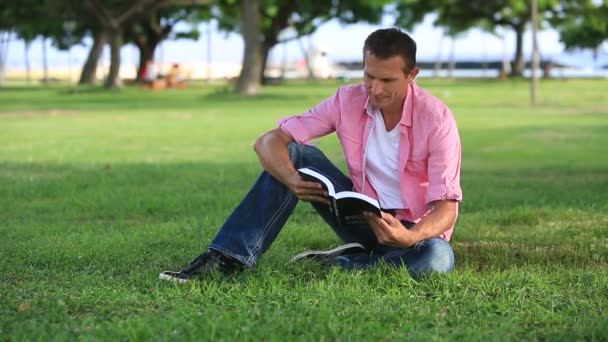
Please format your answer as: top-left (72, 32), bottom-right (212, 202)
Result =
top-left (141, 60), bottom-right (167, 89)
top-left (160, 28), bottom-right (462, 282)
top-left (166, 63), bottom-right (186, 88)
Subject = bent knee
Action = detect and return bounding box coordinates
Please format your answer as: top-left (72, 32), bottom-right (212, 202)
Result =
top-left (287, 142), bottom-right (323, 165)
top-left (408, 239), bottom-right (455, 278)
top-left (426, 253), bottom-right (455, 274)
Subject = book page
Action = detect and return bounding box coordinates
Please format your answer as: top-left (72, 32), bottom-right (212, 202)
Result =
top-left (297, 168), bottom-right (336, 197)
top-left (333, 191), bottom-right (380, 209)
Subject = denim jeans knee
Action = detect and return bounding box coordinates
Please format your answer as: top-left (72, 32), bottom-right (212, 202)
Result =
top-left (383, 237), bottom-right (455, 279)
top-left (287, 142), bottom-right (325, 168)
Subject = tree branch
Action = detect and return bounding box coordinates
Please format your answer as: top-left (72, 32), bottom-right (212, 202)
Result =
top-left (116, 0), bottom-right (167, 26)
top-left (85, 0), bottom-right (113, 25)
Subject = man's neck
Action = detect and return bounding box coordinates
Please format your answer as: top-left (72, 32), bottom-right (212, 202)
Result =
top-left (380, 103), bottom-right (404, 131)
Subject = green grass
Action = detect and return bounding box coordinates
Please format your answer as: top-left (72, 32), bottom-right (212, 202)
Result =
top-left (1, 79), bottom-right (607, 340)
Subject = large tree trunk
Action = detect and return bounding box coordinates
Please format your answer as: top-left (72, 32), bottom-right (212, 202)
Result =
top-left (136, 42), bottom-right (157, 82)
top-left (79, 29), bottom-right (106, 85)
top-left (105, 28), bottom-right (123, 88)
top-left (126, 18), bottom-right (165, 83)
top-left (83, 0), bottom-right (163, 89)
top-left (260, 42), bottom-right (273, 84)
top-left (235, 0), bottom-right (263, 95)
top-left (511, 22), bottom-right (526, 77)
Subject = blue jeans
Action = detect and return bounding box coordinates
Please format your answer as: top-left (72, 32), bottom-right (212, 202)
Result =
top-left (209, 143), bottom-right (455, 278)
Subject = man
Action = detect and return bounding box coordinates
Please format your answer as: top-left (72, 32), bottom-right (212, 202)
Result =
top-left (160, 28), bottom-right (462, 283)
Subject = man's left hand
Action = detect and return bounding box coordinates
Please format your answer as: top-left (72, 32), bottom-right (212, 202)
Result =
top-left (364, 211), bottom-right (417, 248)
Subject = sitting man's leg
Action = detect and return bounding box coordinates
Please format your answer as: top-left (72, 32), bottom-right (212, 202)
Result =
top-left (378, 236), bottom-right (455, 279)
top-left (298, 220), bottom-right (455, 279)
top-left (160, 142), bottom-right (350, 282)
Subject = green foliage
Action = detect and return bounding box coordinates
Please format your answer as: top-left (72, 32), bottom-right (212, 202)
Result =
top-left (0, 0), bottom-right (86, 48)
top-left (214, 0), bottom-right (388, 46)
top-left (557, 1), bottom-right (608, 53)
top-left (396, 0), bottom-right (565, 34)
top-left (0, 79), bottom-right (607, 339)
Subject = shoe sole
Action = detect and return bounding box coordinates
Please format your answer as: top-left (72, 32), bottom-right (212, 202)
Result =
top-left (159, 272), bottom-right (189, 284)
top-left (291, 242), bottom-right (366, 262)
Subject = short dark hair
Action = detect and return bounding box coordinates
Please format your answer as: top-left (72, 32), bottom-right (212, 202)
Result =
top-left (363, 28), bottom-right (417, 73)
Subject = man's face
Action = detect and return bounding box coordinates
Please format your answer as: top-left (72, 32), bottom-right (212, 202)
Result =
top-left (363, 52), bottom-right (418, 111)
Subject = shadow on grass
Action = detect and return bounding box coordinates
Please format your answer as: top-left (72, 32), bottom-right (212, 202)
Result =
top-left (1, 161), bottom-right (606, 220)
top-left (1, 161), bottom-right (607, 274)
top-left (455, 240), bottom-right (607, 271)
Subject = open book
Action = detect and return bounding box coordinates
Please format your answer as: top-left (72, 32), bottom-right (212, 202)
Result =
top-left (298, 167), bottom-right (381, 228)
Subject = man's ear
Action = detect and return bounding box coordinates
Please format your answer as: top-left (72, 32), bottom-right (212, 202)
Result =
top-left (409, 67), bottom-right (420, 82)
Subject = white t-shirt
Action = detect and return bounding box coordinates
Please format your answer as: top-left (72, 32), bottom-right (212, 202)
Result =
top-left (365, 107), bottom-right (407, 209)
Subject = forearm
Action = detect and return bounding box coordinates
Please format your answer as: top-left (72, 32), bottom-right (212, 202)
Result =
top-left (253, 129), bottom-right (298, 186)
top-left (408, 200), bottom-right (458, 244)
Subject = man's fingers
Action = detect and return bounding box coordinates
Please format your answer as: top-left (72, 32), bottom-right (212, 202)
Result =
top-left (300, 194), bottom-right (330, 205)
top-left (364, 211), bottom-right (384, 225)
top-left (293, 181), bottom-right (328, 197)
top-left (299, 180), bottom-right (325, 190)
top-left (381, 211), bottom-right (399, 224)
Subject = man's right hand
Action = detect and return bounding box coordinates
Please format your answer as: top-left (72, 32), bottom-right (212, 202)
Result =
top-left (254, 128), bottom-right (329, 205)
top-left (285, 173), bottom-right (330, 205)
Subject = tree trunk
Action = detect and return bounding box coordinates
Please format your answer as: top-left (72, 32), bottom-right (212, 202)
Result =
top-left (260, 42), bottom-right (273, 84)
top-left (136, 43), bottom-right (156, 82)
top-left (511, 23), bottom-right (526, 77)
top-left (297, 36), bottom-right (316, 80)
top-left (434, 33), bottom-right (443, 78)
top-left (105, 28), bottom-right (123, 88)
top-left (79, 30), bottom-right (106, 85)
top-left (530, 0), bottom-right (539, 105)
top-left (235, 0), bottom-right (263, 95)
top-left (24, 41), bottom-right (31, 84)
top-left (42, 37), bottom-right (49, 84)
top-left (448, 37), bottom-right (455, 79)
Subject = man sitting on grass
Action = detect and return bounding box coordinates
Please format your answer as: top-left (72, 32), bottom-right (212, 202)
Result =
top-left (160, 28), bottom-right (462, 282)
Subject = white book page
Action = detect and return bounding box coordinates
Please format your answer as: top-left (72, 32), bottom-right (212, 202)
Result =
top-left (297, 168), bottom-right (336, 196)
top-left (334, 191), bottom-right (380, 208)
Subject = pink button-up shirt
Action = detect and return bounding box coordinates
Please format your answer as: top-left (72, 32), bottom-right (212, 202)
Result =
top-left (278, 82), bottom-right (462, 240)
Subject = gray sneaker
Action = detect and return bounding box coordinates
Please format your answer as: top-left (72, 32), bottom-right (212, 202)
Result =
top-left (291, 242), bottom-right (366, 262)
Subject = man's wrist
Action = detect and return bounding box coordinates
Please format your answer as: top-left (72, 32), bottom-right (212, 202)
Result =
top-left (401, 226), bottom-right (421, 248)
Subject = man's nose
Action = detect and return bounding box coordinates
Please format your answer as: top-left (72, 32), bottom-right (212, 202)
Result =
top-left (371, 81), bottom-right (383, 95)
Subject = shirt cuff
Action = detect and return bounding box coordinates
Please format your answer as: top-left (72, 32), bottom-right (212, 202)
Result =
top-left (277, 116), bottom-right (310, 144)
top-left (425, 181), bottom-right (463, 206)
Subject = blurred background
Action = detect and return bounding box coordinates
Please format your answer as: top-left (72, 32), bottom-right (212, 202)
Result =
top-left (0, 0), bottom-right (606, 93)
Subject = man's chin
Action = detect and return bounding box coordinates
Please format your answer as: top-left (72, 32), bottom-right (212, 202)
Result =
top-left (370, 99), bottom-right (385, 108)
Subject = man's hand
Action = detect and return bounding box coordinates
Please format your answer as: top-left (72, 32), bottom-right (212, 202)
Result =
top-left (364, 200), bottom-right (458, 248)
top-left (364, 211), bottom-right (418, 248)
top-left (254, 129), bottom-right (328, 205)
top-left (285, 172), bottom-right (330, 205)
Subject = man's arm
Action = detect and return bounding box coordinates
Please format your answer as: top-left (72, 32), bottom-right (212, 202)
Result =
top-left (254, 128), bottom-right (329, 204)
top-left (364, 199), bottom-right (458, 248)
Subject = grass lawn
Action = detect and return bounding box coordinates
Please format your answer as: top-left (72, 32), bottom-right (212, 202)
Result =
top-left (1, 78), bottom-right (607, 340)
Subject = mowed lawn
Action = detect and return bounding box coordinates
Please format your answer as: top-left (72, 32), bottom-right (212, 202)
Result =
top-left (1, 79), bottom-right (607, 340)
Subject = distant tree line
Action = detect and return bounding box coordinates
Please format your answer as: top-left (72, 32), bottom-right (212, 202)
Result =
top-left (0, 0), bottom-right (606, 94)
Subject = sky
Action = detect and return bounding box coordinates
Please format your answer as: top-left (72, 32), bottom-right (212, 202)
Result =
top-left (4, 13), bottom-right (607, 71)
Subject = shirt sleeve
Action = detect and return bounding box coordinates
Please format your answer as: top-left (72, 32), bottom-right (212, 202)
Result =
top-left (425, 107), bottom-right (463, 206)
top-left (277, 88), bottom-right (341, 143)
